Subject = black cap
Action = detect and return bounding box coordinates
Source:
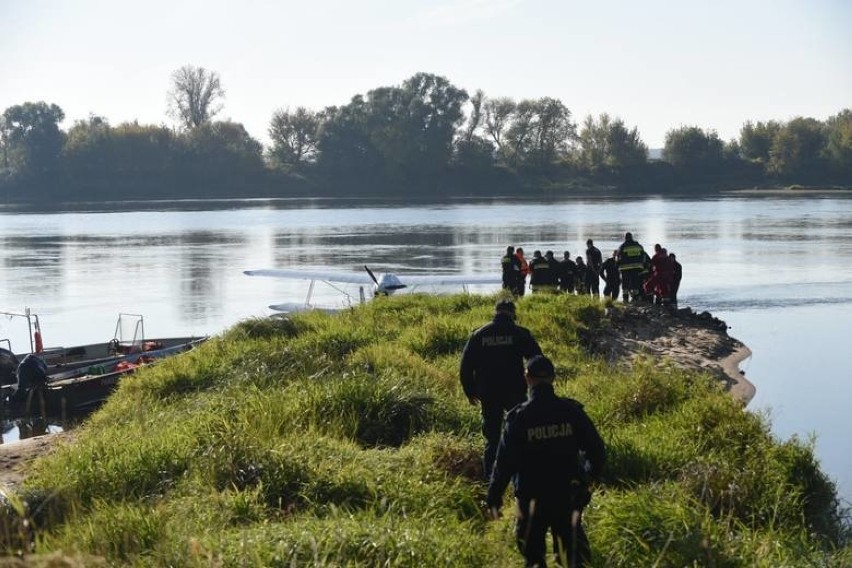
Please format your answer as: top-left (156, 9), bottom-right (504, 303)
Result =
top-left (526, 355), bottom-right (555, 379)
top-left (495, 299), bottom-right (516, 314)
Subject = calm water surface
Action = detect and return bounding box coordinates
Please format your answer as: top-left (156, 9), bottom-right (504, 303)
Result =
top-left (1, 194), bottom-right (850, 503)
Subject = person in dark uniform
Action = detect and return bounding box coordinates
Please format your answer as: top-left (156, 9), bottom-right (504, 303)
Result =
top-left (529, 250), bottom-right (557, 293)
top-left (501, 246), bottom-right (522, 294)
top-left (617, 232), bottom-right (645, 302)
top-left (585, 239), bottom-right (603, 297)
top-left (669, 252), bottom-right (683, 304)
top-left (460, 299), bottom-right (542, 479)
top-left (558, 252), bottom-right (576, 294)
top-left (574, 257), bottom-right (589, 295)
top-left (544, 250), bottom-right (559, 290)
top-left (601, 249), bottom-right (621, 301)
top-left (487, 355), bottom-right (606, 568)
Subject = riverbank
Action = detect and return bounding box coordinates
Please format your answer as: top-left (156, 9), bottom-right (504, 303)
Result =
top-left (586, 304), bottom-right (756, 404)
top-left (0, 302), bottom-right (754, 490)
top-left (3, 293), bottom-right (846, 565)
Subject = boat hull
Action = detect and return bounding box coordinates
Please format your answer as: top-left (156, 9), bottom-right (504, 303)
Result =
top-left (2, 337), bottom-right (206, 418)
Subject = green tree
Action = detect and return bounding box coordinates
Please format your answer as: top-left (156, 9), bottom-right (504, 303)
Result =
top-left (824, 109), bottom-right (852, 176)
top-left (739, 120), bottom-right (781, 163)
top-left (316, 97), bottom-right (383, 177)
top-left (368, 72), bottom-right (468, 177)
top-left (767, 117), bottom-right (826, 178)
top-left (179, 120), bottom-right (264, 180)
top-left (0, 115), bottom-right (10, 171)
top-left (606, 118), bottom-right (648, 169)
top-left (1, 101), bottom-right (65, 175)
top-left (578, 113), bottom-right (648, 173)
top-left (61, 115), bottom-right (111, 177)
top-left (268, 107), bottom-right (323, 170)
top-left (460, 89), bottom-right (485, 144)
top-left (662, 126), bottom-right (725, 172)
top-left (454, 90), bottom-right (495, 169)
top-left (491, 97), bottom-right (576, 168)
top-left (482, 97), bottom-right (517, 162)
top-left (317, 73), bottom-right (468, 179)
top-left (168, 65), bottom-right (225, 129)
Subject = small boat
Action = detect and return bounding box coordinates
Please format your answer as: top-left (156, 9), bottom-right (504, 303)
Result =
top-left (0, 310), bottom-right (207, 417)
top-left (2, 336), bottom-right (207, 418)
top-left (0, 310), bottom-right (204, 385)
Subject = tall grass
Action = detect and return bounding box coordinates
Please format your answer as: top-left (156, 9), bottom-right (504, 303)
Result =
top-left (2, 294), bottom-right (848, 566)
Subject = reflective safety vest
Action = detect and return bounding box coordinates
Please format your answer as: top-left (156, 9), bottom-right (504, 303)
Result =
top-left (618, 241), bottom-right (645, 271)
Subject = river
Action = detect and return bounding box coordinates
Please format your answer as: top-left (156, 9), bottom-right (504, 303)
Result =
top-left (1, 193), bottom-right (850, 504)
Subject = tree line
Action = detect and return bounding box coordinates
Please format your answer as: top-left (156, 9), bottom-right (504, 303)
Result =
top-left (2, 65), bottom-right (850, 201)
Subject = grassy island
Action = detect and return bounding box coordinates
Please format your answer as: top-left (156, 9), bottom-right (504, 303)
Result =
top-left (3, 294), bottom-right (848, 566)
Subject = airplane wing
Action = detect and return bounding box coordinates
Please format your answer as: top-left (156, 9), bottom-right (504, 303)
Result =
top-left (243, 269), bottom-right (374, 285)
top-left (244, 268), bottom-right (500, 288)
top-left (396, 274), bottom-right (502, 286)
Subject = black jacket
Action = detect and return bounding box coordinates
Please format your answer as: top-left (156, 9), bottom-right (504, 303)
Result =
top-left (459, 314), bottom-right (541, 403)
top-left (601, 257), bottom-right (621, 284)
top-left (486, 383), bottom-right (606, 507)
top-left (501, 254), bottom-right (522, 285)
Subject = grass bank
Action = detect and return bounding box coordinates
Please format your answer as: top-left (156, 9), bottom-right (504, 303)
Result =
top-left (3, 294), bottom-right (849, 566)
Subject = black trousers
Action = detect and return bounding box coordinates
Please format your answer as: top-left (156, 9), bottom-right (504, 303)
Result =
top-left (620, 270), bottom-right (642, 300)
top-left (481, 394), bottom-right (525, 479)
top-left (515, 498), bottom-right (590, 567)
top-left (603, 280), bottom-right (619, 300)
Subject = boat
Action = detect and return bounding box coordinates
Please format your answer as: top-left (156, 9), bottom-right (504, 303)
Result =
top-left (1, 336), bottom-right (207, 418)
top-left (0, 310), bottom-right (204, 385)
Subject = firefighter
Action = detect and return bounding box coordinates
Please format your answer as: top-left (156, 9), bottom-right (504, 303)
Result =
top-left (487, 355), bottom-right (606, 568)
top-left (617, 232), bottom-right (645, 302)
top-left (460, 299), bottom-right (542, 479)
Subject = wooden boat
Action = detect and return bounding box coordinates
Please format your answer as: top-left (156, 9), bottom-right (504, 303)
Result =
top-left (2, 336), bottom-right (207, 418)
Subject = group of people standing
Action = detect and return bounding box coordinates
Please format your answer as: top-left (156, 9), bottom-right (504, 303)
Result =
top-left (501, 232), bottom-right (683, 305)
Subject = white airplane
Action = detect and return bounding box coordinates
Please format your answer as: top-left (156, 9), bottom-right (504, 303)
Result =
top-left (243, 265), bottom-right (501, 312)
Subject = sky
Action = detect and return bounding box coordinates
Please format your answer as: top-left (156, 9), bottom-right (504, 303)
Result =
top-left (1, 0), bottom-right (850, 149)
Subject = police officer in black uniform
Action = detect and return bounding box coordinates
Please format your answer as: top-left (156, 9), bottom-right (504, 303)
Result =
top-left (501, 246), bottom-right (522, 294)
top-left (487, 355), bottom-right (606, 568)
top-left (558, 252), bottom-right (576, 294)
top-left (585, 239), bottom-right (603, 297)
top-left (460, 299), bottom-right (542, 478)
top-left (529, 250), bottom-right (556, 293)
top-left (601, 249), bottom-right (621, 301)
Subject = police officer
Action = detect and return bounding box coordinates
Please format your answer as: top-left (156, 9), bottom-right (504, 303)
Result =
top-left (501, 246), bottom-right (522, 294)
top-left (460, 299), bottom-right (542, 478)
top-left (529, 250), bottom-right (556, 293)
top-left (558, 252), bottom-right (576, 294)
top-left (585, 239), bottom-right (603, 297)
top-left (669, 252), bottom-right (683, 305)
top-left (487, 355), bottom-right (606, 568)
top-left (600, 249), bottom-right (621, 301)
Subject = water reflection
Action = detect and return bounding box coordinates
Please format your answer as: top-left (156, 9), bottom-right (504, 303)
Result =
top-left (1, 418), bottom-right (65, 444)
top-left (1, 195), bottom-right (851, 502)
